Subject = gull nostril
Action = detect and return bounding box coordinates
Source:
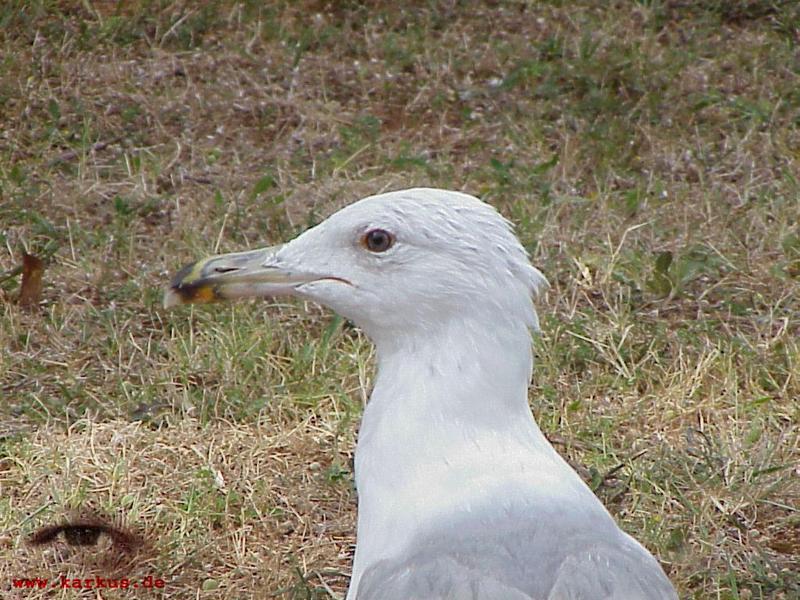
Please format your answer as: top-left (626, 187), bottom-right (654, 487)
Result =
top-left (214, 266), bottom-right (239, 274)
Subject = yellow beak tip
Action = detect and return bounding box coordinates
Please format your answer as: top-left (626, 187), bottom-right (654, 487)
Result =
top-left (162, 281), bottom-right (219, 309)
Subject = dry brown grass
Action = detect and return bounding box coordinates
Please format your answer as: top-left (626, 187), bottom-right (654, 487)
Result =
top-left (2, 419), bottom-right (355, 599)
top-left (1, 1), bottom-right (798, 598)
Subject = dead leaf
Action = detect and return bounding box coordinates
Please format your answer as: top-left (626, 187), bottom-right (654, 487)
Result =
top-left (18, 253), bottom-right (45, 307)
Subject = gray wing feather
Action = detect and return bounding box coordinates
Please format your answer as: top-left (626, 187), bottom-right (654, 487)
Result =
top-left (359, 554), bottom-right (534, 600)
top-left (356, 506), bottom-right (677, 600)
top-left (546, 544), bottom-right (678, 600)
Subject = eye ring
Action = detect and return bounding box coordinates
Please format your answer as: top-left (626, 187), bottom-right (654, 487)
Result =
top-left (363, 229), bottom-right (394, 253)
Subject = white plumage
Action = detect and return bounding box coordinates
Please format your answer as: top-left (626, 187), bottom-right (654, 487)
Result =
top-left (166, 188), bottom-right (678, 599)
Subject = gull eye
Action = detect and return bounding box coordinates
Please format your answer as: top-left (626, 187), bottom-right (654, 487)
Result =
top-left (363, 229), bottom-right (394, 253)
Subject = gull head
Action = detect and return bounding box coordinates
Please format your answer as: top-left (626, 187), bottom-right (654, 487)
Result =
top-left (165, 188), bottom-right (547, 346)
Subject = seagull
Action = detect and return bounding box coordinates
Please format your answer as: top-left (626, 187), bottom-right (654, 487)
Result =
top-left (165, 188), bottom-right (678, 599)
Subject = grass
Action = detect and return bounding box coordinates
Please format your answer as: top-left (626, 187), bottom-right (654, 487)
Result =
top-left (1, 0), bottom-right (798, 598)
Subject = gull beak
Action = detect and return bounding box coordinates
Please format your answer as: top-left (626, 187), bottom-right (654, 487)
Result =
top-left (164, 245), bottom-right (342, 309)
